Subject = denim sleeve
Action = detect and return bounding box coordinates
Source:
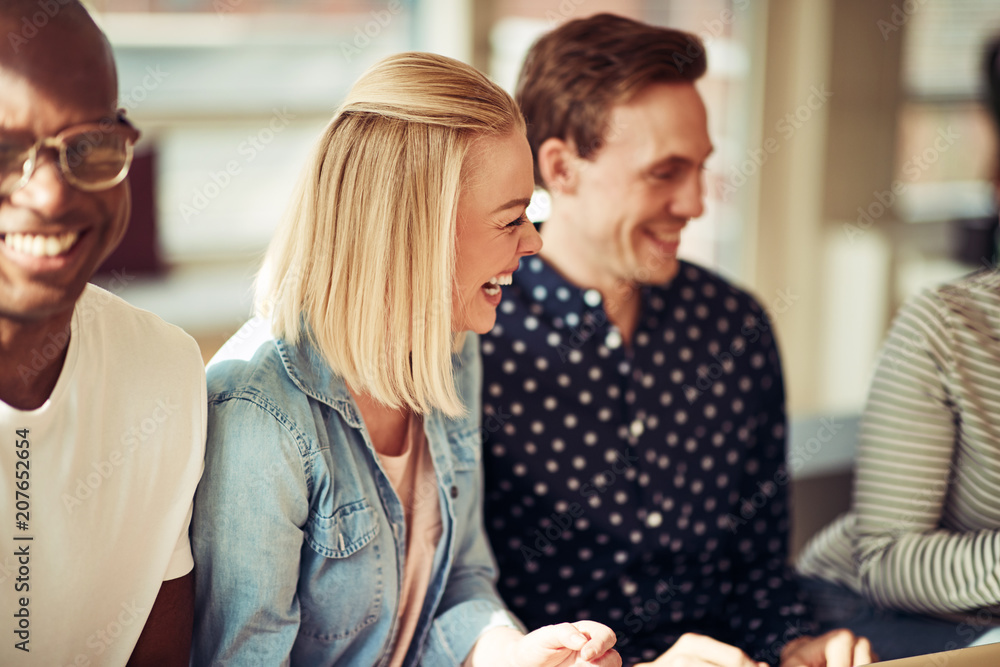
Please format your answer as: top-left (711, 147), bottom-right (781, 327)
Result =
top-left (191, 390), bottom-right (311, 666)
top-left (419, 333), bottom-right (524, 666)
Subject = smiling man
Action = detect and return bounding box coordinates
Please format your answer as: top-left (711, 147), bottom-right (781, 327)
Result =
top-left (480, 13), bottom-right (873, 667)
top-left (0, 3), bottom-right (204, 664)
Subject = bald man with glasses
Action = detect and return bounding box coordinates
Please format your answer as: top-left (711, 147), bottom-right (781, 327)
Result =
top-left (0, 3), bottom-right (204, 664)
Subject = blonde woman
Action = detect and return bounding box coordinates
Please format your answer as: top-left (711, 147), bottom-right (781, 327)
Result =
top-left (190, 53), bottom-right (621, 667)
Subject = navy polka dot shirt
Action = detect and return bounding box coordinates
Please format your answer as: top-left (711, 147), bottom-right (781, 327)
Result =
top-left (481, 256), bottom-right (811, 665)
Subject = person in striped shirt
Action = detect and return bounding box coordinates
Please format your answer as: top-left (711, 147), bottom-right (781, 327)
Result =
top-left (798, 35), bottom-right (1000, 662)
top-left (797, 267), bottom-right (1000, 660)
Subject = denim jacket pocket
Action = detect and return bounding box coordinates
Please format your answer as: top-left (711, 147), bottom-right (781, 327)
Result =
top-left (306, 498), bottom-right (379, 557)
top-left (299, 499), bottom-right (386, 642)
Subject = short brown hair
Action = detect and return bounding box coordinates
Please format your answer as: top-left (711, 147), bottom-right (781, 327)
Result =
top-left (516, 13), bottom-right (707, 185)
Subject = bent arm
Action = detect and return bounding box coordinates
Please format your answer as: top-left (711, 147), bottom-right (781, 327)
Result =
top-left (854, 290), bottom-right (1000, 613)
top-left (127, 572), bottom-right (194, 667)
top-left (191, 394), bottom-right (311, 664)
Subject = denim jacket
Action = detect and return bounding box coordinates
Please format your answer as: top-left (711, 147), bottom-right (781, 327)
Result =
top-left (191, 319), bottom-right (521, 666)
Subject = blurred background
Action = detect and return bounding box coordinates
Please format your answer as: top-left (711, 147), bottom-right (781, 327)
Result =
top-left (85, 0), bottom-right (1000, 551)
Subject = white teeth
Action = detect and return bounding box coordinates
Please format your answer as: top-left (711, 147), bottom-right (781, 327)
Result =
top-left (483, 273), bottom-right (513, 295)
top-left (647, 230), bottom-right (678, 243)
top-left (487, 274), bottom-right (513, 286)
top-left (2, 231), bottom-right (79, 258)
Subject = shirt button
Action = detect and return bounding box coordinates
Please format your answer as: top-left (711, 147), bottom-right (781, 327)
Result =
top-left (583, 289), bottom-right (602, 307)
top-left (450, 485), bottom-right (459, 498)
top-left (629, 419), bottom-right (644, 438)
top-left (646, 511), bottom-right (663, 528)
top-left (605, 329), bottom-right (623, 349)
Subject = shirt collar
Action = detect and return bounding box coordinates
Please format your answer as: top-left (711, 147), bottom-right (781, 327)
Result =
top-left (512, 255), bottom-right (680, 324)
top-left (512, 255), bottom-right (609, 322)
top-left (273, 323), bottom-right (473, 430)
top-left (275, 329), bottom-right (364, 428)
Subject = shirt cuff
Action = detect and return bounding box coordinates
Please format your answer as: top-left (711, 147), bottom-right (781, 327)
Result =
top-left (420, 599), bottom-right (525, 666)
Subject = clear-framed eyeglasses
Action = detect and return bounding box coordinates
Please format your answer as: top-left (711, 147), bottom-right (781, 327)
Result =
top-left (0, 110), bottom-right (141, 197)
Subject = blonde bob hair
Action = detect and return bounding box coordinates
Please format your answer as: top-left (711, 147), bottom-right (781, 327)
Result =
top-left (257, 52), bottom-right (525, 417)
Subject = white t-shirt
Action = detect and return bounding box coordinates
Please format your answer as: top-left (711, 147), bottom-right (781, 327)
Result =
top-left (0, 284), bottom-right (206, 666)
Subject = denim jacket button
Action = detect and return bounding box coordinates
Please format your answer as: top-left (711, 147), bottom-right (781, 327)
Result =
top-left (450, 485), bottom-right (459, 499)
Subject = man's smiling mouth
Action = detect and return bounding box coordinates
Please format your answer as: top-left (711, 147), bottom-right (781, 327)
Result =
top-left (1, 231), bottom-right (80, 258)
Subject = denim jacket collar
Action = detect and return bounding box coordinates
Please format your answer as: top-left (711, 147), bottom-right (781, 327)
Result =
top-left (274, 331), bottom-right (364, 429)
top-left (271, 327), bottom-right (475, 482)
top-left (195, 319), bottom-right (521, 666)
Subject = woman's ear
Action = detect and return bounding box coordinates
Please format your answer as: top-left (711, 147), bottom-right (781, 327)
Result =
top-left (537, 137), bottom-right (579, 195)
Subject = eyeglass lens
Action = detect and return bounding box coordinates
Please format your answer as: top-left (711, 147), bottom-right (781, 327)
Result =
top-left (0, 127), bottom-right (133, 195)
top-left (62, 130), bottom-right (130, 185)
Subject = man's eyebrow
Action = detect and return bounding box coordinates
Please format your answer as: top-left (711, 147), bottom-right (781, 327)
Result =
top-left (490, 197), bottom-right (533, 215)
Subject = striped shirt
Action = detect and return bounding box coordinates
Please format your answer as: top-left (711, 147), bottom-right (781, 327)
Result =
top-left (797, 269), bottom-right (1000, 615)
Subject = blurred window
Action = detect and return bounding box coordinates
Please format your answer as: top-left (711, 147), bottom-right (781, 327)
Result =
top-left (890, 0), bottom-right (1000, 297)
top-left (93, 0), bottom-right (759, 283)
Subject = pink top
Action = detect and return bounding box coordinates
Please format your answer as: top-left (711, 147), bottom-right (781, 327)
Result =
top-left (377, 414), bottom-right (443, 667)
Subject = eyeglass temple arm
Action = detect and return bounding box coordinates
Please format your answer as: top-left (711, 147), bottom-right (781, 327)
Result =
top-left (116, 109), bottom-right (141, 142)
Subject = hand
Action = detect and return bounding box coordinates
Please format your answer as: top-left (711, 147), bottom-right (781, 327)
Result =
top-left (633, 633), bottom-right (768, 667)
top-left (512, 621), bottom-right (622, 667)
top-left (779, 629), bottom-right (877, 667)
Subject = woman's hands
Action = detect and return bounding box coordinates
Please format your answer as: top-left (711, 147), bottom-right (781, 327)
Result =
top-left (467, 624), bottom-right (875, 667)
top-left (515, 621), bottom-right (622, 667)
top-left (779, 629), bottom-right (876, 667)
top-left (468, 622), bottom-right (621, 667)
top-left (633, 633), bottom-right (768, 667)
top-left (629, 630), bottom-right (876, 667)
